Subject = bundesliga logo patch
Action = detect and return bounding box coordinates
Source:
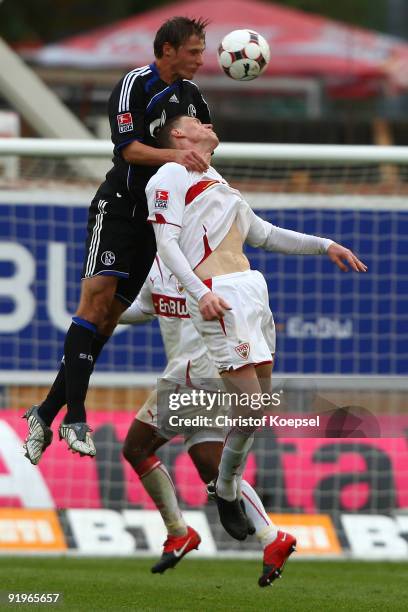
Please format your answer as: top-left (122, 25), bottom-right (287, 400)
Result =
top-left (155, 190), bottom-right (169, 209)
top-left (234, 342), bottom-right (250, 360)
top-left (117, 112), bottom-right (133, 133)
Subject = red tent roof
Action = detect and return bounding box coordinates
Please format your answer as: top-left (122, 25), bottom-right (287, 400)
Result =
top-left (33, 0), bottom-right (408, 95)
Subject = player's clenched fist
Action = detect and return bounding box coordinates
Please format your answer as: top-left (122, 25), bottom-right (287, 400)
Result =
top-left (199, 292), bottom-right (231, 320)
top-left (327, 243), bottom-right (367, 272)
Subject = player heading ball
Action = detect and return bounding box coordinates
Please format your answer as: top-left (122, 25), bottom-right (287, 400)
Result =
top-left (146, 114), bottom-right (367, 547)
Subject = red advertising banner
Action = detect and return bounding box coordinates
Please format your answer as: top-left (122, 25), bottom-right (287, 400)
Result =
top-left (1, 410), bottom-right (407, 512)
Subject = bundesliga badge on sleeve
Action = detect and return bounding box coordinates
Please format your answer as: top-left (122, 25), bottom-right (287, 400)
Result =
top-left (117, 112), bottom-right (133, 133)
top-left (155, 190), bottom-right (169, 209)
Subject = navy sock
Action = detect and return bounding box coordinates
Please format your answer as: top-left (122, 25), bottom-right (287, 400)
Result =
top-left (38, 362), bottom-right (66, 426)
top-left (63, 317), bottom-right (96, 424)
top-left (38, 331), bottom-right (110, 426)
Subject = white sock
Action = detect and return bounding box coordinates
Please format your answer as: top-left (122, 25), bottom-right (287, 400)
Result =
top-left (217, 431), bottom-right (254, 501)
top-left (235, 445), bottom-right (251, 499)
top-left (137, 455), bottom-right (187, 537)
top-left (241, 479), bottom-right (278, 547)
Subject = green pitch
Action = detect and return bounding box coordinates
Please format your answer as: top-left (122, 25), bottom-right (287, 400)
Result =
top-left (1, 558), bottom-right (407, 612)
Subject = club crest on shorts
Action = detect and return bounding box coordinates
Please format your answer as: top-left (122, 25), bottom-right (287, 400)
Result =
top-left (101, 251), bottom-right (115, 266)
top-left (234, 342), bottom-right (250, 360)
top-left (117, 112), bottom-right (133, 133)
top-left (176, 280), bottom-right (184, 294)
top-left (155, 190), bottom-right (169, 209)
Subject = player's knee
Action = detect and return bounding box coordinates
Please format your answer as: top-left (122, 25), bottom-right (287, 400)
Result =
top-left (122, 439), bottom-right (145, 467)
top-left (77, 298), bottom-right (112, 329)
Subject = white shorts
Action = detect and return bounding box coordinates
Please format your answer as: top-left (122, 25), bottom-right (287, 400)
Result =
top-left (186, 269), bottom-right (276, 372)
top-left (136, 387), bottom-right (224, 451)
top-left (161, 345), bottom-right (219, 384)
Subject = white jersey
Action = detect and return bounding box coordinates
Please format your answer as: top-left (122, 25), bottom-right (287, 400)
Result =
top-left (134, 255), bottom-right (217, 381)
top-left (146, 163), bottom-right (332, 289)
top-left (147, 164), bottom-right (250, 270)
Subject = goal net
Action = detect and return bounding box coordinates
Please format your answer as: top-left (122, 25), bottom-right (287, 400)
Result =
top-left (0, 139), bottom-right (407, 559)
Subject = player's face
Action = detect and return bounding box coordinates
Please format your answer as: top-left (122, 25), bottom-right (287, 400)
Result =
top-left (168, 35), bottom-right (205, 80)
top-left (180, 117), bottom-right (219, 149)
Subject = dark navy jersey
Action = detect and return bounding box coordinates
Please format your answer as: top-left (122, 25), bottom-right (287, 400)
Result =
top-left (105, 62), bottom-right (211, 204)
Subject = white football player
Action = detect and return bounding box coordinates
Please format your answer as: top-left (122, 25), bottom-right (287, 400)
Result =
top-left (120, 255), bottom-right (285, 586)
top-left (145, 114), bottom-right (367, 582)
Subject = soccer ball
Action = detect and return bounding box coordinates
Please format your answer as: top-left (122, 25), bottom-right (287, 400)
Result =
top-left (217, 29), bottom-right (270, 81)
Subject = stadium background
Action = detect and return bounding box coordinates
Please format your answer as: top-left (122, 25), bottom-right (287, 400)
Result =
top-left (1, 0), bottom-right (408, 603)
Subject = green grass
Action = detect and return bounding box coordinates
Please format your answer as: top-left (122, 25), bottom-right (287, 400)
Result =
top-left (1, 558), bottom-right (407, 612)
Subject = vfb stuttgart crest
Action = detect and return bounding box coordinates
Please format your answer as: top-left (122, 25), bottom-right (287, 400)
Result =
top-left (234, 342), bottom-right (250, 360)
top-left (176, 280), bottom-right (184, 294)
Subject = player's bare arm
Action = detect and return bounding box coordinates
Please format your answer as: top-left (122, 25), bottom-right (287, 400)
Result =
top-left (195, 223), bottom-right (367, 320)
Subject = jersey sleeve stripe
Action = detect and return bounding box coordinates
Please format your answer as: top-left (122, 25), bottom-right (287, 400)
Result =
top-left (185, 180), bottom-right (220, 205)
top-left (124, 69), bottom-right (151, 112)
top-left (148, 213), bottom-right (181, 227)
top-left (119, 65), bottom-right (150, 112)
top-left (118, 66), bottom-right (151, 112)
top-left (118, 67), bottom-right (142, 112)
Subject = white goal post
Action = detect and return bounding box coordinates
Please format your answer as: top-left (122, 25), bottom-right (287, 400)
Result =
top-left (3, 137), bottom-right (408, 161)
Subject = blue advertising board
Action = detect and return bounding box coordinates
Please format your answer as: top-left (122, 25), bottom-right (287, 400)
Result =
top-left (1, 200), bottom-right (407, 376)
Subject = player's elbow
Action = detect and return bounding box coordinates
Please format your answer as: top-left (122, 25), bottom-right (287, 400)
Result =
top-left (156, 240), bottom-right (174, 267)
top-left (121, 140), bottom-right (143, 164)
top-left (121, 144), bottom-right (134, 163)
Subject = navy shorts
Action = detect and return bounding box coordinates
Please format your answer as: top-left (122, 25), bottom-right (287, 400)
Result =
top-left (82, 181), bottom-right (156, 305)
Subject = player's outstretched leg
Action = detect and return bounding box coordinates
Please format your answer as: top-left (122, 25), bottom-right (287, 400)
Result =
top-left (22, 332), bottom-right (109, 463)
top-left (123, 417), bottom-right (201, 573)
top-left (240, 480), bottom-right (296, 587)
top-left (135, 454), bottom-right (200, 573)
top-left (56, 277), bottom-right (122, 458)
top-left (215, 365), bottom-right (268, 540)
top-left (22, 406), bottom-right (53, 465)
top-left (215, 429), bottom-right (253, 540)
